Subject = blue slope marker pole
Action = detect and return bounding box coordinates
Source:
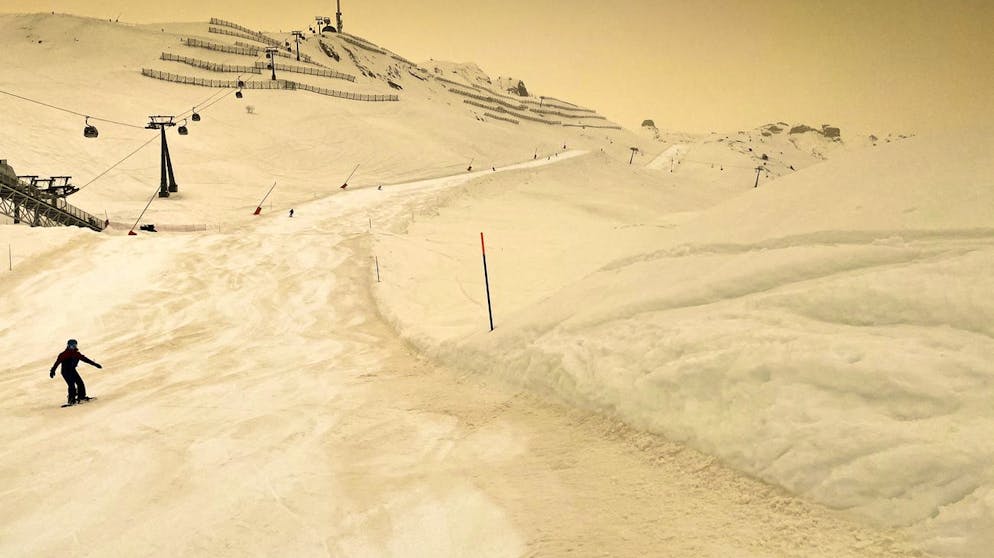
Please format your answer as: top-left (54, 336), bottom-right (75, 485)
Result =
top-left (480, 232), bottom-right (494, 331)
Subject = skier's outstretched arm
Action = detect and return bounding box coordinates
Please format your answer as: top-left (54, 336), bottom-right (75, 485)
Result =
top-left (79, 354), bottom-right (102, 369)
top-left (49, 354), bottom-right (63, 378)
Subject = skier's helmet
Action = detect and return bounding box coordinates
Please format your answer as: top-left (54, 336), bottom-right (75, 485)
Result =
top-left (67, 339), bottom-right (78, 349)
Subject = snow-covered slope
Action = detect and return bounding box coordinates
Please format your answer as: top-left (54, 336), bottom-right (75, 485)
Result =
top-left (3, 11), bottom-right (984, 558)
top-left (0, 13), bottom-right (639, 227)
top-left (373, 128), bottom-right (994, 557)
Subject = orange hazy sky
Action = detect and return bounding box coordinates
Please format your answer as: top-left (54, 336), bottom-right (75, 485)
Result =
top-left (2, 0), bottom-right (992, 134)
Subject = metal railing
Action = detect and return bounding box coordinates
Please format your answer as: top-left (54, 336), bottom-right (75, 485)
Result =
top-left (233, 41), bottom-right (319, 65)
top-left (491, 106), bottom-right (561, 126)
top-left (530, 107), bottom-right (606, 120)
top-left (296, 82), bottom-right (398, 101)
top-left (209, 18), bottom-right (281, 47)
top-left (562, 123), bottom-right (623, 129)
top-left (435, 76), bottom-right (466, 88)
top-left (0, 172), bottom-right (104, 231)
top-left (253, 61), bottom-right (354, 82)
top-left (338, 33), bottom-right (387, 55)
top-left (161, 52), bottom-right (260, 74)
top-left (463, 99), bottom-right (502, 112)
top-left (448, 88), bottom-right (526, 111)
top-left (483, 112), bottom-right (519, 125)
top-left (183, 37), bottom-right (258, 56)
top-left (208, 26), bottom-right (281, 48)
top-left (390, 53), bottom-right (416, 66)
top-left (141, 69), bottom-right (399, 101)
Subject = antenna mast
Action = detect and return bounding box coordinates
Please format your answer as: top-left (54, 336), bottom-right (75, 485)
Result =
top-left (336, 0), bottom-right (343, 33)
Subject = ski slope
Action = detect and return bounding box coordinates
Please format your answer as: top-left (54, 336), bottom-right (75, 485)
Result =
top-left (2, 11), bottom-right (989, 558)
top-left (373, 129), bottom-right (994, 558)
top-left (1, 153), bottom-right (926, 557)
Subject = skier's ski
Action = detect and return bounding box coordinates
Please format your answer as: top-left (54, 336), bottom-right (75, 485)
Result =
top-left (61, 397), bottom-right (96, 408)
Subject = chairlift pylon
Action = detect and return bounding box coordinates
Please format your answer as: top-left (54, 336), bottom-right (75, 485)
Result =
top-left (83, 116), bottom-right (99, 138)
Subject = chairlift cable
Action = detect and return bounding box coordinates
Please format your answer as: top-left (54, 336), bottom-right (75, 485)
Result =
top-left (128, 179), bottom-right (165, 235)
top-left (176, 88), bottom-right (229, 118)
top-left (197, 87), bottom-right (237, 112)
top-left (0, 88), bottom-right (145, 129)
top-left (76, 134), bottom-right (160, 192)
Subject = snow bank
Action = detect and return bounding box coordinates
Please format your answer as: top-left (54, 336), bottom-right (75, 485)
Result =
top-left (374, 128), bottom-right (994, 557)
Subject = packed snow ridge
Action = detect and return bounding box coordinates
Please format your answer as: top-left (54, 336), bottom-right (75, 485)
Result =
top-left (374, 129), bottom-right (994, 558)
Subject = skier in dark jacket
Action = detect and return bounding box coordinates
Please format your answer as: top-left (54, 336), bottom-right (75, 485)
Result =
top-left (50, 339), bottom-right (102, 405)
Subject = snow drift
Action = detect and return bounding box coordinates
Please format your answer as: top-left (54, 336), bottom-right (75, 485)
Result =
top-left (374, 128), bottom-right (994, 557)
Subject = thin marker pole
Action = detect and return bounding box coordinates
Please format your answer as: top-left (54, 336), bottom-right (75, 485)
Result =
top-left (128, 181), bottom-right (161, 235)
top-left (480, 232), bottom-right (494, 331)
top-left (341, 163), bottom-right (359, 189)
top-left (375, 256), bottom-right (380, 283)
top-left (254, 179), bottom-right (278, 214)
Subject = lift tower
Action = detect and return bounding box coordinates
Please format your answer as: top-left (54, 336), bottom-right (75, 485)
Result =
top-left (336, 0), bottom-right (343, 33)
top-left (265, 47), bottom-right (279, 80)
top-left (146, 116), bottom-right (179, 198)
top-left (292, 30), bottom-right (305, 61)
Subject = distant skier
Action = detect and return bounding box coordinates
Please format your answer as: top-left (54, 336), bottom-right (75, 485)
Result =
top-left (49, 339), bottom-right (102, 406)
top-left (289, 209), bottom-right (294, 218)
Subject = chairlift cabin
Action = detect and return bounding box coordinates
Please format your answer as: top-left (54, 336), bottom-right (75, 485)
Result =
top-left (178, 124), bottom-right (189, 136)
top-left (236, 89), bottom-right (243, 99)
top-left (83, 117), bottom-right (99, 138)
top-left (191, 108), bottom-right (201, 122)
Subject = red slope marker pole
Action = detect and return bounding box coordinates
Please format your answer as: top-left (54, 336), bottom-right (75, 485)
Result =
top-left (128, 181), bottom-right (161, 236)
top-left (480, 232), bottom-right (494, 332)
top-left (254, 179), bottom-right (278, 215)
top-left (341, 163), bottom-right (359, 189)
